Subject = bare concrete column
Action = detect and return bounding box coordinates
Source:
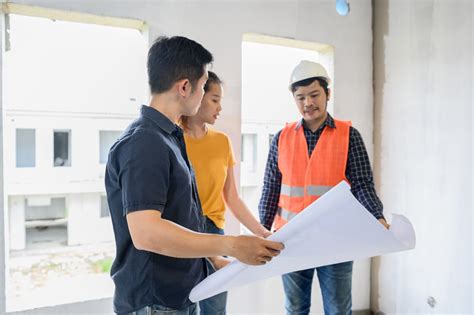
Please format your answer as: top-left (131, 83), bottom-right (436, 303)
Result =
top-left (9, 196), bottom-right (26, 251)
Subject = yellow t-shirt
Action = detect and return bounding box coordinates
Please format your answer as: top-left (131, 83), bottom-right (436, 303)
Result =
top-left (184, 128), bottom-right (236, 229)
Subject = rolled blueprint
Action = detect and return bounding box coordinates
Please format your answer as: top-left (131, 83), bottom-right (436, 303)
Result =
top-left (190, 181), bottom-right (416, 302)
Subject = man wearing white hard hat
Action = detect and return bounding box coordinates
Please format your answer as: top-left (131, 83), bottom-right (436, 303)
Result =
top-left (258, 60), bottom-right (389, 315)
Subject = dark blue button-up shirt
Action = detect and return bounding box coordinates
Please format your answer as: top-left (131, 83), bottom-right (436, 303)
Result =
top-left (105, 105), bottom-right (205, 313)
top-left (259, 114), bottom-right (384, 230)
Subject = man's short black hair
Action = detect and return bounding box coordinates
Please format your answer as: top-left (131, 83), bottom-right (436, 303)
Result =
top-left (291, 77), bottom-right (329, 96)
top-left (147, 36), bottom-right (214, 94)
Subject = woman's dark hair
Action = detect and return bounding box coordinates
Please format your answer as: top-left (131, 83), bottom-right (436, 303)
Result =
top-left (204, 71), bottom-right (222, 93)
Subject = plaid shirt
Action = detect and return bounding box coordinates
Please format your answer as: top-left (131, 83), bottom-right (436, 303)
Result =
top-left (258, 114), bottom-right (384, 230)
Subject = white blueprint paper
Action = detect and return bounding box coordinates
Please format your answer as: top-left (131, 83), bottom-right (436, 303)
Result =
top-left (189, 181), bottom-right (416, 303)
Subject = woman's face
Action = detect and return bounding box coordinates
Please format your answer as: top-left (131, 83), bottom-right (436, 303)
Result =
top-left (196, 83), bottom-right (223, 125)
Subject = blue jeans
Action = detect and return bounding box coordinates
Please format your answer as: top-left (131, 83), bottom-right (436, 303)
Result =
top-left (198, 217), bottom-right (227, 315)
top-left (127, 303), bottom-right (197, 315)
top-left (282, 261), bottom-right (353, 315)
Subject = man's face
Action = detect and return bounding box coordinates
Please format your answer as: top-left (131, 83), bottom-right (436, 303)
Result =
top-left (182, 70), bottom-right (209, 116)
top-left (293, 80), bottom-right (330, 124)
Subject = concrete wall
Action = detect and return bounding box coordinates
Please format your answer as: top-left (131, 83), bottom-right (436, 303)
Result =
top-left (4, 0), bottom-right (375, 313)
top-left (372, 0), bottom-right (472, 313)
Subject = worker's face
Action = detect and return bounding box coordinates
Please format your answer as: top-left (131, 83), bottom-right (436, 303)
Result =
top-left (196, 83), bottom-right (223, 125)
top-left (181, 69), bottom-right (209, 116)
top-left (293, 80), bottom-right (330, 124)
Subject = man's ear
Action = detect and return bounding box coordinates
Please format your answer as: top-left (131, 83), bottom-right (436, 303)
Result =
top-left (327, 88), bottom-right (331, 101)
top-left (176, 79), bottom-right (190, 97)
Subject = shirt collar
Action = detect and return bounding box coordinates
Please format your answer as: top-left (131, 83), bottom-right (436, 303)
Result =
top-left (140, 105), bottom-right (179, 135)
top-left (295, 113), bottom-right (336, 131)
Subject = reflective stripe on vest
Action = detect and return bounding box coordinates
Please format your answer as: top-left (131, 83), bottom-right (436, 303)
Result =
top-left (280, 184), bottom-right (304, 197)
top-left (277, 207), bottom-right (297, 221)
top-left (306, 185), bottom-right (332, 196)
top-left (280, 184), bottom-right (333, 198)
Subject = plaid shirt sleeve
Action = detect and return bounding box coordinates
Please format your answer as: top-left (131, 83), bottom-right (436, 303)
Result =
top-left (258, 130), bottom-right (282, 230)
top-left (346, 127), bottom-right (385, 219)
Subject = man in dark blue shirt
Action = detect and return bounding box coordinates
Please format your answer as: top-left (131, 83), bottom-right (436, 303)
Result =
top-left (105, 36), bottom-right (284, 315)
top-left (258, 61), bottom-right (389, 315)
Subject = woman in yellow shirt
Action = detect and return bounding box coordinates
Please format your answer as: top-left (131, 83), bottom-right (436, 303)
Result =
top-left (182, 71), bottom-right (270, 315)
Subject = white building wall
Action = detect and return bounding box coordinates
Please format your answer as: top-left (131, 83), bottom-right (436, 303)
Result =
top-left (5, 112), bottom-right (133, 249)
top-left (5, 112), bottom-right (135, 195)
top-left (68, 193), bottom-right (113, 245)
top-left (373, 0), bottom-right (472, 313)
top-left (8, 196), bottom-right (25, 251)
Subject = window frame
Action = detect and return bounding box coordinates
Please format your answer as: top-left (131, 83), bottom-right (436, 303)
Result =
top-left (53, 129), bottom-right (72, 167)
top-left (15, 128), bottom-right (36, 168)
top-left (0, 4), bottom-right (147, 314)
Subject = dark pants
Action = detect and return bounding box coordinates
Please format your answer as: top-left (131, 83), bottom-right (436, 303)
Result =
top-left (198, 217), bottom-right (227, 315)
top-left (126, 303), bottom-right (197, 315)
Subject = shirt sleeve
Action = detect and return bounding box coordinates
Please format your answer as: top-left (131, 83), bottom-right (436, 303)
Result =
top-left (258, 130), bottom-right (283, 230)
top-left (346, 127), bottom-right (385, 220)
top-left (226, 134), bottom-right (236, 167)
top-left (118, 130), bottom-right (170, 215)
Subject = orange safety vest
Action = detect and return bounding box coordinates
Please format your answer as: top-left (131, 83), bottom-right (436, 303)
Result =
top-left (274, 119), bottom-right (351, 230)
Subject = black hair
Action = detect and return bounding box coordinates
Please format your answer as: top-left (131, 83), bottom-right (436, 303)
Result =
top-left (291, 77), bottom-right (329, 96)
top-left (147, 36), bottom-right (213, 94)
top-left (204, 71), bottom-right (222, 93)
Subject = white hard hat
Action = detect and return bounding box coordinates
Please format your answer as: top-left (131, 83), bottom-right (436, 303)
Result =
top-left (288, 60), bottom-right (331, 90)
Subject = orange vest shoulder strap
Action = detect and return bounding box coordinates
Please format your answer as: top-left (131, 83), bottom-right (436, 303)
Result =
top-left (278, 121), bottom-right (300, 146)
top-left (333, 119), bottom-right (352, 129)
top-left (281, 121), bottom-right (299, 133)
